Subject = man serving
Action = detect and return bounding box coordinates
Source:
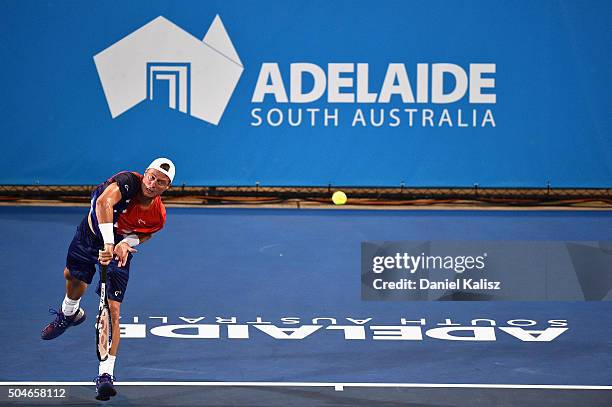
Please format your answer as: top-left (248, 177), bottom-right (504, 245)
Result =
top-left (41, 158), bottom-right (175, 401)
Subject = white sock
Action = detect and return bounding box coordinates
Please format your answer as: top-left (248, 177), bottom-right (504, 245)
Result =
top-left (99, 355), bottom-right (116, 376)
top-left (61, 295), bottom-right (80, 316)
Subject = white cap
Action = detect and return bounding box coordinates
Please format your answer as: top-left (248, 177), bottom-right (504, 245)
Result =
top-left (147, 157), bottom-right (176, 183)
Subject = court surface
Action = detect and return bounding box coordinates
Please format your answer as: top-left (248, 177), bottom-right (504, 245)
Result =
top-left (0, 206), bottom-right (611, 406)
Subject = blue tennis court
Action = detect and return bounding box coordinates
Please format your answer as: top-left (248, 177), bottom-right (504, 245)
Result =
top-left (1, 205), bottom-right (611, 405)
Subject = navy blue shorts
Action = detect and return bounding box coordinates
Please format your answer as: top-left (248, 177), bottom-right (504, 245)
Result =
top-left (66, 216), bottom-right (132, 302)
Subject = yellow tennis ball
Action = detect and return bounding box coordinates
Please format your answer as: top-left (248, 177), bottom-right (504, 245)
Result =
top-left (332, 191), bottom-right (347, 205)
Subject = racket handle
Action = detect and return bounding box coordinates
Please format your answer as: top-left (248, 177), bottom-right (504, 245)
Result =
top-left (99, 245), bottom-right (111, 269)
top-left (99, 263), bottom-right (108, 281)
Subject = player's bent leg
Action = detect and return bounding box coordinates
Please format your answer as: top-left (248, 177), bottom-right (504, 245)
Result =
top-left (41, 268), bottom-right (88, 340)
top-left (63, 267), bottom-right (87, 326)
top-left (46, 214), bottom-right (99, 340)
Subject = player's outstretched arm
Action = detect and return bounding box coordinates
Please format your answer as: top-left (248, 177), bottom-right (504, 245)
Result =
top-left (96, 183), bottom-right (122, 265)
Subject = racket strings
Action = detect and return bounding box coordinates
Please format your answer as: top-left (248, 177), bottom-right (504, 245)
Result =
top-left (97, 308), bottom-right (111, 359)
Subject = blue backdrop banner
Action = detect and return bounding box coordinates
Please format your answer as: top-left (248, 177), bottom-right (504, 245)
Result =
top-left (1, 0), bottom-right (610, 187)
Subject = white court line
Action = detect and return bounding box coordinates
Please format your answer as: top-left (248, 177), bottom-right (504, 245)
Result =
top-left (0, 382), bottom-right (611, 391)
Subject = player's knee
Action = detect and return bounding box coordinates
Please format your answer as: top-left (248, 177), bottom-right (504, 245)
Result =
top-left (63, 267), bottom-right (79, 282)
top-left (108, 301), bottom-right (121, 321)
top-left (64, 268), bottom-right (84, 286)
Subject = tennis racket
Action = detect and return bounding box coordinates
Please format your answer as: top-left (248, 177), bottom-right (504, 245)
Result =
top-left (96, 263), bottom-right (112, 361)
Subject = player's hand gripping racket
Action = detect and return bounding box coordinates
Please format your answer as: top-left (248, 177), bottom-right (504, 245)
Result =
top-left (96, 263), bottom-right (112, 361)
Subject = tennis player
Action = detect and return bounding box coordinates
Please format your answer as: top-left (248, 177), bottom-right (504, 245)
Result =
top-left (41, 158), bottom-right (175, 400)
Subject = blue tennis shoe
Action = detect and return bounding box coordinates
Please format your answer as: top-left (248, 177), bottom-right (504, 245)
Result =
top-left (95, 373), bottom-right (117, 401)
top-left (41, 308), bottom-right (86, 340)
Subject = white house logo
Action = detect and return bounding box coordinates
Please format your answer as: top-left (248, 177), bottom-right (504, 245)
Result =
top-left (93, 15), bottom-right (243, 125)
